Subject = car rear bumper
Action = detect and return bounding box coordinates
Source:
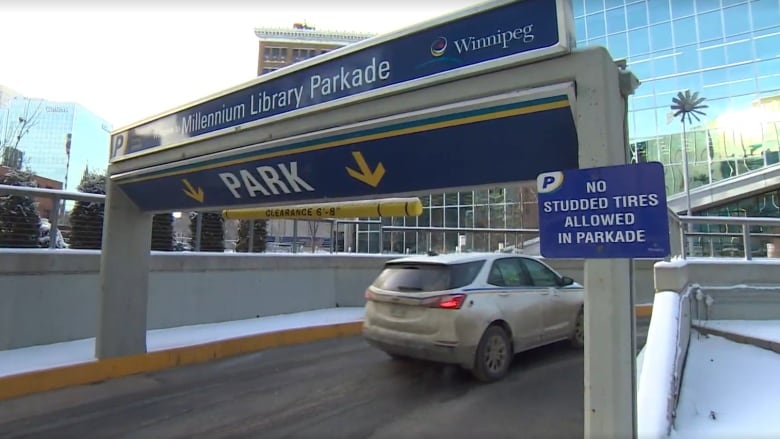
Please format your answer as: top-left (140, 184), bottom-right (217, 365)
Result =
top-left (362, 325), bottom-right (475, 369)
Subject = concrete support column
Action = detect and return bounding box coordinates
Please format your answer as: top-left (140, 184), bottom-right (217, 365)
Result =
top-left (573, 47), bottom-right (638, 439)
top-left (584, 259), bottom-right (635, 437)
top-left (96, 177), bottom-right (152, 359)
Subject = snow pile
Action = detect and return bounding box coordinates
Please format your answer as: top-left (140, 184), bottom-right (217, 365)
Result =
top-left (637, 290), bottom-right (688, 438)
top-left (0, 307), bottom-right (364, 377)
top-left (671, 333), bottom-right (780, 438)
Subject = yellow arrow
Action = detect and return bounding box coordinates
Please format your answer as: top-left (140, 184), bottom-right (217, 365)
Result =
top-left (346, 151), bottom-right (385, 187)
top-left (181, 178), bottom-right (205, 203)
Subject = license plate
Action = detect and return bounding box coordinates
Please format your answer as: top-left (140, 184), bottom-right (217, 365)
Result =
top-left (390, 305), bottom-right (407, 317)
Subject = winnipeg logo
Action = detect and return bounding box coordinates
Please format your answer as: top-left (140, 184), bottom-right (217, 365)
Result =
top-left (452, 25), bottom-right (535, 54)
top-left (430, 37), bottom-right (447, 57)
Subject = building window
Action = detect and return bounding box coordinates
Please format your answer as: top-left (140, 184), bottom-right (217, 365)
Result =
top-left (263, 46), bottom-right (287, 62)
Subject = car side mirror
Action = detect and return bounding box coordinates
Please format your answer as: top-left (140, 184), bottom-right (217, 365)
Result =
top-left (559, 276), bottom-right (575, 286)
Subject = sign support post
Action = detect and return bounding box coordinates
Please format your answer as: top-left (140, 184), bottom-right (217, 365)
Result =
top-left (536, 50), bottom-right (646, 439)
top-left (96, 178), bottom-right (152, 358)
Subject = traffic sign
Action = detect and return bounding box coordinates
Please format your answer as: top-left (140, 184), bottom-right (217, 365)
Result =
top-left (110, 0), bottom-right (573, 161)
top-left (537, 162), bottom-right (670, 258)
top-left (117, 90), bottom-right (579, 212)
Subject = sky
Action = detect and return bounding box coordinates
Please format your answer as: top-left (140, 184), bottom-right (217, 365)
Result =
top-left (1, 0), bottom-right (483, 129)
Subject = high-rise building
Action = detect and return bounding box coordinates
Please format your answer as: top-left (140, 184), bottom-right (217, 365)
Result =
top-left (0, 95), bottom-right (112, 192)
top-left (574, 0), bottom-right (780, 193)
top-left (255, 23), bottom-right (375, 76)
top-left (574, 0), bottom-right (780, 257)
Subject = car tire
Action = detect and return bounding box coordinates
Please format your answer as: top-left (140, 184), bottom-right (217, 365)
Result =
top-left (471, 325), bottom-right (512, 382)
top-left (386, 352), bottom-right (412, 361)
top-left (570, 309), bottom-right (585, 349)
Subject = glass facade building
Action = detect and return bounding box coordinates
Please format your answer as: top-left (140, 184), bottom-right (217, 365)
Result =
top-left (574, 0), bottom-right (780, 194)
top-left (0, 96), bottom-right (112, 191)
top-left (350, 0), bottom-right (780, 254)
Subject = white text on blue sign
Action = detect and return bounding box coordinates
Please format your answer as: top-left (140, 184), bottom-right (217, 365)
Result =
top-left (540, 179), bottom-right (660, 245)
top-left (219, 161), bottom-right (315, 199)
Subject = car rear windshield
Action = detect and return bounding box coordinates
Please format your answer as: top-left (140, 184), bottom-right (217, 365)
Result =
top-left (372, 260), bottom-right (485, 292)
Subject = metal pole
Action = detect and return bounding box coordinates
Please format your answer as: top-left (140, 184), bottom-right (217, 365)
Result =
top-left (48, 197), bottom-right (60, 249)
top-left (680, 121), bottom-right (695, 254)
top-left (743, 225), bottom-right (752, 260)
top-left (379, 221), bottom-right (384, 254)
top-left (292, 219), bottom-right (298, 253)
top-left (331, 220), bottom-right (337, 254)
top-left (248, 220), bottom-right (255, 253)
top-left (194, 212), bottom-right (203, 251)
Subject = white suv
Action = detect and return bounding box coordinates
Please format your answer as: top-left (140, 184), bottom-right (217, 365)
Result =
top-left (362, 252), bottom-right (584, 382)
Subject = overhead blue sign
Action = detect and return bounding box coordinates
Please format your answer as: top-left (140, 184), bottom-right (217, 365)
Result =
top-left (110, 0), bottom-right (572, 161)
top-left (537, 162), bottom-right (671, 259)
top-left (116, 94), bottom-right (578, 212)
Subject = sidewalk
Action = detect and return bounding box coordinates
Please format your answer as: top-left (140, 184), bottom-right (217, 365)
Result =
top-left (0, 307), bottom-right (364, 400)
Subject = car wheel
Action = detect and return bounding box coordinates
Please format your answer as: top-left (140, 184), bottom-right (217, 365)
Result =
top-left (570, 309), bottom-right (585, 348)
top-left (472, 325), bottom-right (512, 382)
top-left (386, 352), bottom-right (412, 361)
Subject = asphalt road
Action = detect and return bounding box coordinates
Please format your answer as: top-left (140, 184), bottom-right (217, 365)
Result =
top-left (0, 336), bottom-right (587, 439)
top-left (0, 318), bottom-right (649, 439)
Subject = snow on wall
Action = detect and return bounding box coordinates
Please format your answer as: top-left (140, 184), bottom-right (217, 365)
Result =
top-left (637, 286), bottom-right (695, 438)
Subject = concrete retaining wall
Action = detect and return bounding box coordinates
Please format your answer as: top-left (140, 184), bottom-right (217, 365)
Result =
top-left (0, 250), bottom-right (658, 350)
top-left (654, 259), bottom-right (780, 321)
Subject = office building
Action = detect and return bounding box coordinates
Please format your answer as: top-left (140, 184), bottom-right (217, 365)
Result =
top-left (0, 94), bottom-right (112, 193)
top-left (574, 0), bottom-right (780, 258)
top-left (255, 23), bottom-right (374, 75)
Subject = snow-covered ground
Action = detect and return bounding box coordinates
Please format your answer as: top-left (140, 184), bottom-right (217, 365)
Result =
top-left (671, 323), bottom-right (780, 438)
top-left (694, 320), bottom-right (780, 344)
top-left (0, 307), bottom-right (364, 377)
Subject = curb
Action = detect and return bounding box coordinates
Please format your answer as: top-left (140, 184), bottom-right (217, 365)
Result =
top-left (0, 321), bottom-right (363, 402)
top-left (691, 324), bottom-right (780, 355)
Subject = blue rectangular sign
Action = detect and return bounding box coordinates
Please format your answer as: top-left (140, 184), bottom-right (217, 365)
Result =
top-left (116, 94), bottom-right (578, 212)
top-left (537, 162), bottom-right (671, 259)
top-left (110, 0), bottom-right (570, 161)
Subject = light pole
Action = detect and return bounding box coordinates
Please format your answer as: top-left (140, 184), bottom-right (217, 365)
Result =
top-left (671, 90), bottom-right (708, 255)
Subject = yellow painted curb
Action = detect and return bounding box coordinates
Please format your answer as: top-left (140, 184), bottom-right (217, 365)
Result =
top-left (635, 304), bottom-right (653, 318)
top-left (0, 321), bottom-right (363, 402)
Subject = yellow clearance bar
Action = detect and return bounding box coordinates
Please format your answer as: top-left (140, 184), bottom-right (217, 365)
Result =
top-left (223, 198), bottom-right (424, 220)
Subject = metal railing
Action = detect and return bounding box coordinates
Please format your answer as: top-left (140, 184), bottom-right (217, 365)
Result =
top-left (3, 183), bottom-right (780, 259)
top-left (0, 184), bottom-right (105, 249)
top-left (674, 214), bottom-right (780, 260)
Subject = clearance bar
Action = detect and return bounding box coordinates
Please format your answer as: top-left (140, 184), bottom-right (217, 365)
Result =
top-left (223, 197), bottom-right (423, 220)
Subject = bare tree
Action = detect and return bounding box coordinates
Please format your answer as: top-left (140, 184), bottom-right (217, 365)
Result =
top-left (1, 98), bottom-right (44, 170)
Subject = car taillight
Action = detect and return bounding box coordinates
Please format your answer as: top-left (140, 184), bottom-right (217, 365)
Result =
top-left (423, 294), bottom-right (467, 310)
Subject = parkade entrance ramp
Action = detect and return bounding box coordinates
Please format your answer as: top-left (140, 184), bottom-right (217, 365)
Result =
top-left (99, 1), bottom-right (640, 437)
